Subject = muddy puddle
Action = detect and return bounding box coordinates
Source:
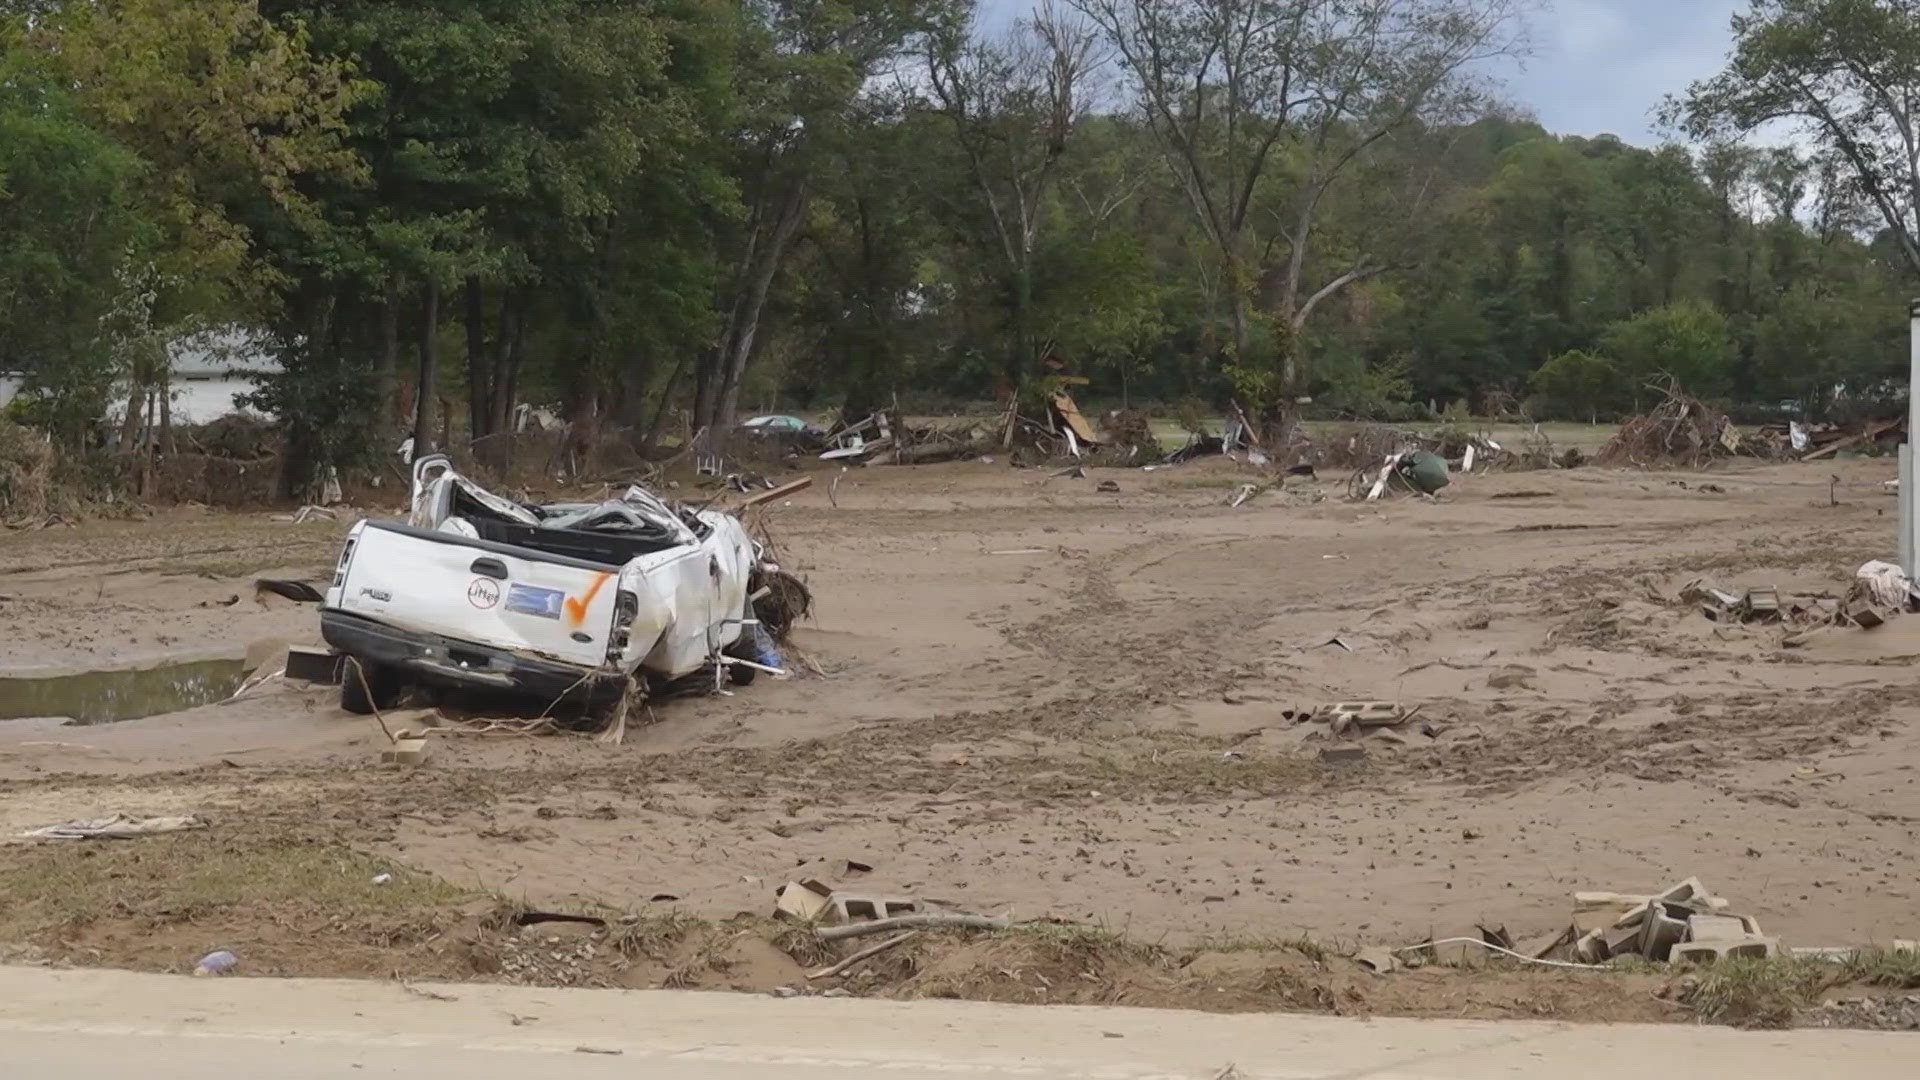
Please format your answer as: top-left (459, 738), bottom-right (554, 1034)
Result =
top-left (0, 659), bottom-right (248, 724)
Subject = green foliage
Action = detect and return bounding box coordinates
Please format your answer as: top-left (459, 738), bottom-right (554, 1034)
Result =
top-left (1317, 354), bottom-right (1416, 420)
top-left (0, 65), bottom-right (149, 443)
top-left (0, 0), bottom-right (1912, 498)
top-left (1670, 0), bottom-right (1920, 279)
top-left (1529, 350), bottom-right (1626, 420)
top-left (1599, 300), bottom-right (1737, 400)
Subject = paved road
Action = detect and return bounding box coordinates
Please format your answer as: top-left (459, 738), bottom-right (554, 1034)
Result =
top-left (1, 965), bottom-right (1911, 1078)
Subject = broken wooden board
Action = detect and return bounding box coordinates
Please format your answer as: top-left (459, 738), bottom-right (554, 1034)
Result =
top-left (740, 476), bottom-right (813, 508)
top-left (1048, 391), bottom-right (1100, 447)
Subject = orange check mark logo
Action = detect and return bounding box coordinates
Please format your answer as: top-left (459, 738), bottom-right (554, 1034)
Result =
top-left (564, 572), bottom-right (614, 628)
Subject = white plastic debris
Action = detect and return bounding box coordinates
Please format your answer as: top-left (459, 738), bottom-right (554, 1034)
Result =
top-left (1857, 560), bottom-right (1913, 609)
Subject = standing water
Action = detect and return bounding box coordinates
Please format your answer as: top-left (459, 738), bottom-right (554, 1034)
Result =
top-left (0, 659), bottom-right (249, 724)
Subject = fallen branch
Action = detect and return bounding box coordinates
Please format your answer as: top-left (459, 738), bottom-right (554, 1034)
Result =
top-left (807, 931), bottom-right (918, 979)
top-left (815, 914), bottom-right (1011, 942)
top-left (739, 476), bottom-right (812, 509)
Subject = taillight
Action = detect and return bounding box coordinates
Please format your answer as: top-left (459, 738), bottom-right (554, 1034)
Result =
top-left (607, 589), bottom-right (639, 660)
top-left (331, 539), bottom-right (355, 588)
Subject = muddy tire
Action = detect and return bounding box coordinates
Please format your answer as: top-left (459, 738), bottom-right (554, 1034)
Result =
top-left (727, 663), bottom-right (758, 687)
top-left (340, 659), bottom-right (403, 715)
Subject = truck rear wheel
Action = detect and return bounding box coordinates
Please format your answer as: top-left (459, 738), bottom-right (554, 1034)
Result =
top-left (341, 659), bottom-right (403, 715)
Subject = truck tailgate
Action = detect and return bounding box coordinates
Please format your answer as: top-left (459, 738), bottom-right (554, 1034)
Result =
top-left (336, 522), bottom-right (620, 669)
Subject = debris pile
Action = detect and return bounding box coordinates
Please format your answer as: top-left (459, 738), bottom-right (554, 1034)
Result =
top-left (1597, 387), bottom-right (1781, 468)
top-left (772, 876), bottom-right (1009, 980)
top-left (1559, 878), bottom-right (1776, 965)
top-left (1293, 701), bottom-right (1439, 763)
top-left (1098, 408), bottom-right (1163, 461)
top-left (1761, 416), bottom-right (1906, 461)
top-left (1680, 579), bottom-right (1806, 625)
top-left (817, 391), bottom-right (1110, 468)
top-left (1392, 878), bottom-right (1778, 971)
top-left (1684, 561), bottom-right (1919, 633)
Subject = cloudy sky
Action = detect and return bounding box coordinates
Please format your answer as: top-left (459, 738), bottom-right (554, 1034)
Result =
top-left (980, 0), bottom-right (1749, 146)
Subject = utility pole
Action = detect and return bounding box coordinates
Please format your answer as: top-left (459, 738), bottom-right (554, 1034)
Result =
top-left (1904, 299), bottom-right (1920, 575)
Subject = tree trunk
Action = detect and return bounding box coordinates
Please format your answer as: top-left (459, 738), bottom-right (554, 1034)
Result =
top-left (412, 280), bottom-right (440, 457)
top-left (119, 383), bottom-right (144, 458)
top-left (710, 175), bottom-right (811, 441)
top-left (643, 353), bottom-right (689, 456)
top-left (380, 280), bottom-right (402, 429)
top-left (464, 278), bottom-right (488, 444)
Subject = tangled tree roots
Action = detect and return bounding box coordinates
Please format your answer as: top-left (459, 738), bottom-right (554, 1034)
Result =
top-left (1597, 387), bottom-right (1736, 469)
top-left (755, 569), bottom-right (813, 642)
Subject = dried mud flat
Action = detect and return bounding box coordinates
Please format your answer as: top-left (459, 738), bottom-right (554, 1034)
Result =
top-left (4, 456), bottom-right (1920, 1026)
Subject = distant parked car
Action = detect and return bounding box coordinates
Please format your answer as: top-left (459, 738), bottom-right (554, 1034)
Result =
top-left (739, 415), bottom-right (827, 444)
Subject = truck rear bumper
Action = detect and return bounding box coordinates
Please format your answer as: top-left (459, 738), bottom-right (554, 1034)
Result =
top-left (320, 608), bottom-right (623, 706)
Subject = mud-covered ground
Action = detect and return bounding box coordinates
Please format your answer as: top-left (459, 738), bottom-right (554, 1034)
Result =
top-left (3, 454), bottom-right (1919, 1024)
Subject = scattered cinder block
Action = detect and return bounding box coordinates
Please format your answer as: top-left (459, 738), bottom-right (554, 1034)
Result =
top-left (1318, 702), bottom-right (1407, 728)
top-left (1318, 746), bottom-right (1368, 767)
top-left (1688, 914), bottom-right (1757, 942)
top-left (1849, 600), bottom-right (1888, 630)
top-left (380, 737), bottom-right (428, 766)
top-left (829, 895), bottom-right (919, 922)
top-left (1670, 937), bottom-right (1780, 965)
top-left (1603, 924), bottom-right (1643, 958)
top-left (285, 645), bottom-right (344, 685)
top-left (1638, 906), bottom-right (1690, 961)
top-left (774, 880), bottom-right (834, 923)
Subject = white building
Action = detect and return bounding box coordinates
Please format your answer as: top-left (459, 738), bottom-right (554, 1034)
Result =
top-left (0, 328), bottom-right (279, 424)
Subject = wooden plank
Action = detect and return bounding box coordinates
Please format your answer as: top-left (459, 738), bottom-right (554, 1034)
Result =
top-left (739, 476), bottom-right (813, 508)
top-left (1048, 390), bottom-right (1100, 446)
top-left (1805, 417), bottom-right (1903, 461)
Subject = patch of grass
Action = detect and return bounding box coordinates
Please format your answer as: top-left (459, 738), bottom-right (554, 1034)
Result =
top-left (1191, 933), bottom-right (1341, 963)
top-left (1842, 947), bottom-right (1920, 989)
top-left (1005, 922), bottom-right (1170, 967)
top-left (1684, 958), bottom-right (1836, 1029)
top-left (0, 834), bottom-right (469, 936)
top-left (768, 919), bottom-right (836, 968)
top-left (606, 910), bottom-right (700, 961)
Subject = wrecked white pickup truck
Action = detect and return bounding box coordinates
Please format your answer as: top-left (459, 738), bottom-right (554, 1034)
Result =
top-left (320, 456), bottom-right (766, 722)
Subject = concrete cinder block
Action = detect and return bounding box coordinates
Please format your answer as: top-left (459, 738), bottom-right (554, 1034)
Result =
top-left (774, 880), bottom-right (834, 923)
top-left (285, 645), bottom-right (344, 685)
top-left (380, 737), bottom-right (428, 766)
top-left (829, 895), bottom-right (919, 922)
top-left (1318, 701), bottom-right (1407, 728)
top-left (1603, 924), bottom-right (1644, 958)
top-left (1318, 746), bottom-right (1368, 767)
top-left (1688, 914), bottom-right (1760, 942)
top-left (1638, 905), bottom-right (1690, 961)
top-left (1669, 937), bottom-right (1780, 965)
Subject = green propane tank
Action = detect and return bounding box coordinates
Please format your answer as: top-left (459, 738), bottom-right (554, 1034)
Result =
top-left (1398, 450), bottom-right (1450, 495)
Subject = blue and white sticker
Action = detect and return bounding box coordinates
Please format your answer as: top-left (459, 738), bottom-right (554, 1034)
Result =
top-left (505, 583), bottom-right (565, 620)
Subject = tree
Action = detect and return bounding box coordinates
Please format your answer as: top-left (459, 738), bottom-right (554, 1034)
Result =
top-left (0, 66), bottom-right (149, 443)
top-left (1672, 0), bottom-right (1920, 280)
top-left (925, 2), bottom-right (1104, 390)
top-left (1065, 0), bottom-right (1524, 418)
top-left (1599, 300), bottom-right (1737, 400)
top-left (690, 0), bottom-right (963, 448)
top-left (1529, 349), bottom-right (1625, 420)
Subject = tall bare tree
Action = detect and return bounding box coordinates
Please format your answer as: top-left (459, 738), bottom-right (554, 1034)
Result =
top-left (693, 0), bottom-right (963, 449)
top-left (1065, 0), bottom-right (1523, 406)
top-left (926, 2), bottom-right (1106, 387)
